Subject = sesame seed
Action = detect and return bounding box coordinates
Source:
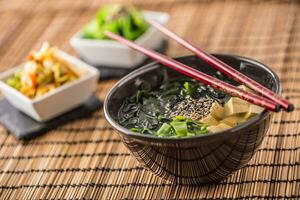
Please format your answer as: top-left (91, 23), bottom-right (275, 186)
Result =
top-left (167, 97), bottom-right (215, 120)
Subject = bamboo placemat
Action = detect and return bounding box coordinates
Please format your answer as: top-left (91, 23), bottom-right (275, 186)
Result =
top-left (0, 0), bottom-right (299, 199)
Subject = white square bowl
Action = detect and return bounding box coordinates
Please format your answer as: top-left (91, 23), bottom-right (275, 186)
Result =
top-left (70, 11), bottom-right (170, 68)
top-left (0, 50), bottom-right (100, 122)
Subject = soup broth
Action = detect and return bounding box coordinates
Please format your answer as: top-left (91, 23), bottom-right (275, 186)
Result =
top-left (118, 70), bottom-right (264, 138)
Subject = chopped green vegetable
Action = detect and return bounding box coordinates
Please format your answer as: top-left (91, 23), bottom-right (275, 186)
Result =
top-left (130, 127), bottom-right (141, 132)
top-left (155, 116), bottom-right (209, 138)
top-left (81, 4), bottom-right (149, 41)
top-left (173, 115), bottom-right (187, 121)
top-left (170, 121), bottom-right (188, 137)
top-left (6, 77), bottom-right (21, 90)
top-left (183, 81), bottom-right (196, 97)
top-left (157, 123), bottom-right (173, 137)
top-left (157, 115), bottom-right (170, 123)
top-left (81, 19), bottom-right (104, 39)
top-left (136, 90), bottom-right (143, 103)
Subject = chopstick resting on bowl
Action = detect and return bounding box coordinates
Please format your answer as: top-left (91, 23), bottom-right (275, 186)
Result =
top-left (105, 31), bottom-right (280, 112)
top-left (147, 19), bottom-right (294, 112)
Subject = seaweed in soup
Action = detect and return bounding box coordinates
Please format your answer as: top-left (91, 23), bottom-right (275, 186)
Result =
top-left (117, 71), bottom-right (232, 136)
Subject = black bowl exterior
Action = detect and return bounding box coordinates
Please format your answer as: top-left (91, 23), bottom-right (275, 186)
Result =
top-left (104, 55), bottom-right (281, 184)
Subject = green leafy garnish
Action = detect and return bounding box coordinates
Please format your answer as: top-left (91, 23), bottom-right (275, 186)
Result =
top-left (170, 121), bottom-right (188, 137)
top-left (157, 115), bottom-right (170, 123)
top-left (156, 116), bottom-right (209, 138)
top-left (156, 123), bottom-right (173, 136)
top-left (136, 90), bottom-right (144, 103)
top-left (183, 82), bottom-right (196, 98)
top-left (6, 70), bottom-right (22, 90)
top-left (130, 127), bottom-right (141, 132)
top-left (81, 4), bottom-right (149, 41)
top-left (6, 77), bottom-right (21, 90)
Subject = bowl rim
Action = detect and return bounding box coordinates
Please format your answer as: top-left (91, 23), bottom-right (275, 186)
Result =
top-left (104, 54), bottom-right (281, 143)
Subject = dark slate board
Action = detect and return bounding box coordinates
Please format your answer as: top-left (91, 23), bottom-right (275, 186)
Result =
top-left (0, 96), bottom-right (101, 140)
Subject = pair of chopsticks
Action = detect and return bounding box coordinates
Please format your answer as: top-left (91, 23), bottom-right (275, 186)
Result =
top-left (105, 20), bottom-right (294, 112)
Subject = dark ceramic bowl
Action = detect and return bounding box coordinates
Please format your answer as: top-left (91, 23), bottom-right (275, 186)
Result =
top-left (104, 54), bottom-right (281, 184)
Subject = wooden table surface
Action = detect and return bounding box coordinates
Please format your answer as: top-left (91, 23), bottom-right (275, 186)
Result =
top-left (0, 0), bottom-right (299, 199)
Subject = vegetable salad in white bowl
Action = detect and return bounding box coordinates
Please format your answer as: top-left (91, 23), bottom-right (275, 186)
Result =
top-left (0, 43), bottom-right (99, 122)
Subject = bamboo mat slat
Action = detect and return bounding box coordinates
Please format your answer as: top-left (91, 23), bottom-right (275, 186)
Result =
top-left (0, 0), bottom-right (299, 199)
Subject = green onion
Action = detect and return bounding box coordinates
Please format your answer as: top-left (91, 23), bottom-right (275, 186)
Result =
top-left (183, 82), bottom-right (196, 97)
top-left (157, 123), bottom-right (172, 136)
top-left (170, 121), bottom-right (188, 137)
top-left (130, 127), bottom-right (141, 132)
top-left (156, 115), bottom-right (209, 138)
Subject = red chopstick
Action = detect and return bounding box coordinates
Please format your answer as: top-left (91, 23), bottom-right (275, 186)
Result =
top-left (147, 19), bottom-right (294, 112)
top-left (105, 31), bottom-right (280, 112)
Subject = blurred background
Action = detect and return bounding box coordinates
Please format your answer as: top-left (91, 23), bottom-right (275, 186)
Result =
top-left (1, 0), bottom-right (299, 72)
top-left (0, 0), bottom-right (299, 199)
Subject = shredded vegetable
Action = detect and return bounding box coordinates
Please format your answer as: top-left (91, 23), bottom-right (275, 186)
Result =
top-left (6, 43), bottom-right (79, 99)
